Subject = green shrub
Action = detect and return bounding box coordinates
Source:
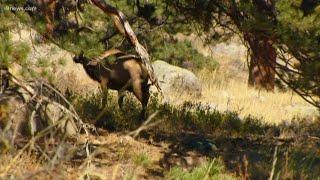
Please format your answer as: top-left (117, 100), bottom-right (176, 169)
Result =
top-left (37, 57), bottom-right (50, 68)
top-left (58, 57), bottom-right (67, 66)
top-left (73, 91), bottom-right (274, 136)
top-left (167, 159), bottom-right (235, 180)
top-left (133, 153), bottom-right (151, 168)
top-left (151, 40), bottom-right (218, 71)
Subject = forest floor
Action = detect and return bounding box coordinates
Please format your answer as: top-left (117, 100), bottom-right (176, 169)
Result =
top-left (1, 31), bottom-right (320, 179)
top-left (1, 130), bottom-right (237, 179)
top-left (2, 116), bottom-right (320, 179)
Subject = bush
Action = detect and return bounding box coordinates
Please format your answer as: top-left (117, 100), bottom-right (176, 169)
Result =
top-left (167, 159), bottom-right (235, 180)
top-left (72, 91), bottom-right (275, 137)
top-left (151, 39), bottom-right (219, 71)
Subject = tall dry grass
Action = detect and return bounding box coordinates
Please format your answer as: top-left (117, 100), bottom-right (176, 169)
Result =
top-left (164, 67), bottom-right (318, 124)
top-left (171, 34), bottom-right (319, 124)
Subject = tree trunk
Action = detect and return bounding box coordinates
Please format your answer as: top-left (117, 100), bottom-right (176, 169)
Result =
top-left (244, 33), bottom-right (276, 91)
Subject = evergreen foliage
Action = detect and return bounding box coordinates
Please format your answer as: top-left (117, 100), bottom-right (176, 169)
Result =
top-left (0, 11), bottom-right (30, 69)
top-left (2, 0), bottom-right (216, 71)
top-left (161, 0), bottom-right (320, 108)
top-left (1, 0), bottom-right (319, 107)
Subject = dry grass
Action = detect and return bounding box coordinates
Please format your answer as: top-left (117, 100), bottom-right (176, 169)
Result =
top-left (169, 34), bottom-right (319, 124)
top-left (164, 63), bottom-right (319, 125)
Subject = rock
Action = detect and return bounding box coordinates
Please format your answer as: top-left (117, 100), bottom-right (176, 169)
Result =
top-left (0, 90), bottom-right (30, 143)
top-left (40, 103), bottom-right (78, 136)
top-left (0, 87), bottom-right (78, 144)
top-left (152, 60), bottom-right (202, 97)
top-left (10, 27), bottom-right (99, 95)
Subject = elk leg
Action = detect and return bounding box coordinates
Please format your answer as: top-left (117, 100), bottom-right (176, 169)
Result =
top-left (140, 83), bottom-right (150, 119)
top-left (118, 92), bottom-right (125, 110)
top-left (100, 78), bottom-right (108, 107)
top-left (131, 79), bottom-right (148, 119)
top-left (102, 88), bottom-right (109, 107)
top-left (117, 79), bottom-right (133, 110)
top-left (94, 79), bottom-right (109, 123)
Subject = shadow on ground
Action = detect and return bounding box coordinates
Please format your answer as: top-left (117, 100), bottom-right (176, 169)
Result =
top-left (77, 93), bottom-right (320, 179)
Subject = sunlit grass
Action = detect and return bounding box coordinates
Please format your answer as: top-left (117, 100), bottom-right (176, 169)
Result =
top-left (164, 67), bottom-right (319, 125)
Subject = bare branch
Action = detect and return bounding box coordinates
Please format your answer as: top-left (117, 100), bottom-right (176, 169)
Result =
top-left (127, 111), bottom-right (160, 138)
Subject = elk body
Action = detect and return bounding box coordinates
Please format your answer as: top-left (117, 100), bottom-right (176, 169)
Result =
top-left (73, 50), bottom-right (150, 118)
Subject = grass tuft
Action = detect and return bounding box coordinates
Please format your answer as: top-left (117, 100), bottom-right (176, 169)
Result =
top-left (167, 159), bottom-right (235, 180)
top-left (133, 153), bottom-right (151, 168)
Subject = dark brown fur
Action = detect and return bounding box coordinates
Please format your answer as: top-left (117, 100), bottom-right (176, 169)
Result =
top-left (73, 51), bottom-right (150, 117)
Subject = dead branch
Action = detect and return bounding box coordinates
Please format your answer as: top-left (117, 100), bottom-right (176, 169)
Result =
top-left (0, 118), bottom-right (62, 177)
top-left (268, 146), bottom-right (278, 180)
top-left (0, 73), bottom-right (96, 177)
top-left (9, 73), bottom-right (94, 135)
top-left (29, 100), bottom-right (42, 136)
top-left (127, 111), bottom-right (160, 138)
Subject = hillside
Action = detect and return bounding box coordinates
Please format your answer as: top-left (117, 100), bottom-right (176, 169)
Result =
top-left (1, 1), bottom-right (320, 179)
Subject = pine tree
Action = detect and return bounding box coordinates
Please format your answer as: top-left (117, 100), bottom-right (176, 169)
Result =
top-left (161, 0), bottom-right (320, 108)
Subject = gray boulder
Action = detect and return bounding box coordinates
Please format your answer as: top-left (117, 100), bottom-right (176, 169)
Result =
top-left (152, 60), bottom-right (202, 96)
top-left (10, 28), bottom-right (99, 95)
top-left (0, 88), bottom-right (78, 146)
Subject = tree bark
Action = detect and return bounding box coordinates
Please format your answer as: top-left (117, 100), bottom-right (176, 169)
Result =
top-left (244, 33), bottom-right (276, 91)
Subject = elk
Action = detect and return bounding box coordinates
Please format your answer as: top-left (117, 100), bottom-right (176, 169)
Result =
top-left (73, 49), bottom-right (150, 118)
